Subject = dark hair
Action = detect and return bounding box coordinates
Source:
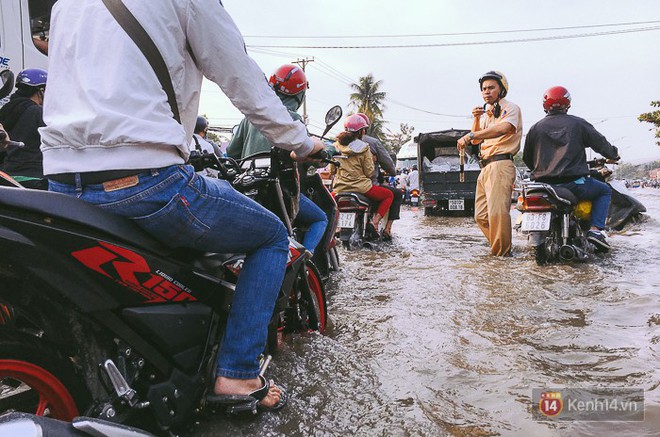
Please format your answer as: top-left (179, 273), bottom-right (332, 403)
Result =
top-left (337, 129), bottom-right (363, 146)
top-left (15, 84), bottom-right (43, 98)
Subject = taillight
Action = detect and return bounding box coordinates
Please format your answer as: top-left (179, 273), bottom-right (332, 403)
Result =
top-left (523, 195), bottom-right (554, 211)
top-left (336, 199), bottom-right (356, 209)
top-left (336, 199), bottom-right (367, 210)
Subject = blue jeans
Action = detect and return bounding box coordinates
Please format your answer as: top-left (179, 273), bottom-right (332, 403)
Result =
top-left (49, 165), bottom-right (289, 379)
top-left (558, 176), bottom-right (612, 229)
top-left (296, 194), bottom-right (328, 253)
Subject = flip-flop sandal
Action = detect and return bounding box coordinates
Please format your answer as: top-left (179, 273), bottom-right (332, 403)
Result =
top-left (206, 375), bottom-right (288, 415)
top-left (381, 231), bottom-right (392, 242)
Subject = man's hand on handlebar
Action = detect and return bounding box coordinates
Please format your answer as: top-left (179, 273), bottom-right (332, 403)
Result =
top-left (290, 137), bottom-right (325, 162)
top-left (0, 123), bottom-right (9, 148)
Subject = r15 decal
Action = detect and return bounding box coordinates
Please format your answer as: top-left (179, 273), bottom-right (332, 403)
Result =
top-left (72, 242), bottom-right (196, 303)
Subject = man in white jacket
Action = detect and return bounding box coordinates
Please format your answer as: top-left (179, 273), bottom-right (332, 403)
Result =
top-left (41, 0), bottom-right (323, 412)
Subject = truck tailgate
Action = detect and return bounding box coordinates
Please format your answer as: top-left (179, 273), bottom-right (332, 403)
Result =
top-left (422, 171), bottom-right (479, 198)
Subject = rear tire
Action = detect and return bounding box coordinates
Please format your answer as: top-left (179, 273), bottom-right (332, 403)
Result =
top-left (299, 262), bottom-right (327, 333)
top-left (534, 243), bottom-right (548, 265)
top-left (328, 246), bottom-right (340, 271)
top-left (266, 262), bottom-right (328, 354)
top-left (536, 226), bottom-right (560, 265)
top-left (0, 331), bottom-right (89, 421)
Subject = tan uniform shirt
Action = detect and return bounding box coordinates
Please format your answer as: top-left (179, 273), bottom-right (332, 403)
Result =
top-left (480, 98), bottom-right (523, 159)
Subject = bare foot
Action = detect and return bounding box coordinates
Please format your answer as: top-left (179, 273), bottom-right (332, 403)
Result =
top-left (214, 376), bottom-right (282, 408)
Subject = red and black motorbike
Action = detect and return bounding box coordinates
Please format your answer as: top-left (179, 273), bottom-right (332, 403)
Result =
top-left (0, 111), bottom-right (338, 433)
top-left (0, 163), bottom-right (326, 431)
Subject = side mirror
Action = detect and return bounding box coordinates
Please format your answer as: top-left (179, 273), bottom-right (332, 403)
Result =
top-left (0, 70), bottom-right (15, 100)
top-left (320, 105), bottom-right (342, 140)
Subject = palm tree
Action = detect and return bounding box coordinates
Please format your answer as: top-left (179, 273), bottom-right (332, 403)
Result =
top-left (349, 74), bottom-right (386, 138)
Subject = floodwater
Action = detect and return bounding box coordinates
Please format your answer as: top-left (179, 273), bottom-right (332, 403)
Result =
top-left (193, 188), bottom-right (659, 437)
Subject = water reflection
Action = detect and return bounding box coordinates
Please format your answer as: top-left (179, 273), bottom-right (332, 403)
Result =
top-left (192, 189), bottom-right (660, 436)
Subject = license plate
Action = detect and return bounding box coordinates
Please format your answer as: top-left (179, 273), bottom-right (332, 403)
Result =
top-left (338, 212), bottom-right (356, 228)
top-left (448, 199), bottom-right (464, 210)
top-left (521, 212), bottom-right (551, 231)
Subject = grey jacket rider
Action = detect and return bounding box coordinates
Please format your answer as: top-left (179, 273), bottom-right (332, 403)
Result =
top-left (40, 0), bottom-right (314, 175)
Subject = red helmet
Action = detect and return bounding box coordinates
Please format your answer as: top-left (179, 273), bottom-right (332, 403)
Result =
top-left (543, 86), bottom-right (571, 113)
top-left (356, 113), bottom-right (370, 126)
top-left (343, 114), bottom-right (369, 132)
top-left (268, 64), bottom-right (308, 95)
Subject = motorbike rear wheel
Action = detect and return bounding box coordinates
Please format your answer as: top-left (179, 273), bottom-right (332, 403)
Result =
top-left (0, 332), bottom-right (88, 421)
top-left (534, 243), bottom-right (548, 265)
top-left (301, 262), bottom-right (327, 333)
top-left (535, 226), bottom-right (560, 265)
top-left (328, 245), bottom-right (340, 272)
top-left (267, 261), bottom-right (328, 353)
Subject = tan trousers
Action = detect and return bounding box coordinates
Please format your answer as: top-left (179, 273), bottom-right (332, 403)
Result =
top-left (474, 160), bottom-right (516, 256)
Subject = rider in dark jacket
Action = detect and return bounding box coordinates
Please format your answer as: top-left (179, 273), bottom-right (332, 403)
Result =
top-left (523, 86), bottom-right (619, 251)
top-left (356, 113), bottom-right (402, 241)
top-left (0, 68), bottom-right (47, 188)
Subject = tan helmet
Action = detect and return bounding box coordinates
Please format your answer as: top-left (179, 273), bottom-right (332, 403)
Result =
top-left (478, 71), bottom-right (509, 98)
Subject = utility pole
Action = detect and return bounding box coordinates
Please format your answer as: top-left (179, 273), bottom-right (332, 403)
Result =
top-left (292, 57), bottom-right (314, 125)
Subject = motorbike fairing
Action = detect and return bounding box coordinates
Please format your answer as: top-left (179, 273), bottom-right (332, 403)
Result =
top-left (607, 180), bottom-right (647, 230)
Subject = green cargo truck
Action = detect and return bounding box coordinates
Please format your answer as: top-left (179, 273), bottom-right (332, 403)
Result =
top-left (416, 129), bottom-right (481, 216)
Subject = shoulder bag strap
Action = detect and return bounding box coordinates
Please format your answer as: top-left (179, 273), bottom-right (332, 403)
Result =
top-left (100, 0), bottom-right (181, 124)
top-left (192, 135), bottom-right (202, 152)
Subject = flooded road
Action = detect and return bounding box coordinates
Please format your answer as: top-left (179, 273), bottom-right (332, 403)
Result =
top-left (194, 188), bottom-right (659, 436)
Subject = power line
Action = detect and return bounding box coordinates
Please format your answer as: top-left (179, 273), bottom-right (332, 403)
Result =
top-left (247, 25), bottom-right (660, 49)
top-left (315, 59), bottom-right (356, 84)
top-left (243, 19), bottom-right (660, 39)
top-left (310, 60), bottom-right (467, 118)
top-left (384, 98), bottom-right (468, 118)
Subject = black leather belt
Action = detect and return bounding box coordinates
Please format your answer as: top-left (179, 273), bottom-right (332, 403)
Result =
top-left (48, 169), bottom-right (148, 185)
top-left (479, 153), bottom-right (513, 168)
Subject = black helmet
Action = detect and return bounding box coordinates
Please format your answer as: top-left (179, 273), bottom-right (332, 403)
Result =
top-left (478, 71), bottom-right (508, 98)
top-left (194, 116), bottom-right (208, 133)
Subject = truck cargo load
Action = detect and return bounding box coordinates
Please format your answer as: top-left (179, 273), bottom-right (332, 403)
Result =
top-left (416, 129), bottom-right (480, 216)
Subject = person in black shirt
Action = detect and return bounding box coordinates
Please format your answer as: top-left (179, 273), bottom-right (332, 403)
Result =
top-left (523, 86), bottom-right (619, 251)
top-left (0, 68), bottom-right (48, 189)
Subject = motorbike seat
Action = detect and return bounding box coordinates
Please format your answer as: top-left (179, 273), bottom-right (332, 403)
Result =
top-left (334, 192), bottom-right (371, 207)
top-left (0, 186), bottom-right (170, 254)
top-left (550, 186), bottom-right (578, 206)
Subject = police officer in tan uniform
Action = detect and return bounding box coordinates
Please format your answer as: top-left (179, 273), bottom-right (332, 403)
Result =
top-left (457, 71), bottom-right (522, 256)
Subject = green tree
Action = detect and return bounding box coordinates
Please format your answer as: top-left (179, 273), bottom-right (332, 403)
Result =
top-left (638, 101), bottom-right (660, 146)
top-left (384, 123), bottom-right (415, 154)
top-left (349, 73), bottom-right (386, 139)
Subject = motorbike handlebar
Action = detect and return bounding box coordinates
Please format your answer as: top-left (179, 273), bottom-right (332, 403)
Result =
top-left (588, 157), bottom-right (619, 167)
top-left (308, 149), bottom-right (340, 167)
top-left (188, 150), bottom-right (234, 179)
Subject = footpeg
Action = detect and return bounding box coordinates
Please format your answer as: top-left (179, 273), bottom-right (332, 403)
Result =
top-left (103, 359), bottom-right (138, 406)
top-left (227, 399), bottom-right (259, 415)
